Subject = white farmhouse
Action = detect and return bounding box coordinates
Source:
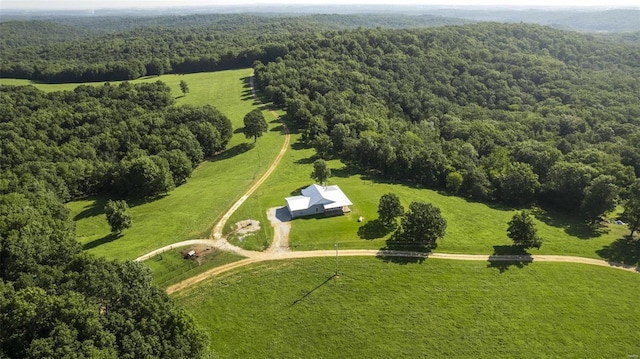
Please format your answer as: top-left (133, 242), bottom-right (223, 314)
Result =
top-left (285, 184), bottom-right (352, 218)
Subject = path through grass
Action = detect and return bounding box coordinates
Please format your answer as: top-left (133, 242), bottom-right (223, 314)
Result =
top-left (61, 69), bottom-right (285, 260)
top-left (174, 257), bottom-right (640, 358)
top-left (225, 133), bottom-right (630, 260)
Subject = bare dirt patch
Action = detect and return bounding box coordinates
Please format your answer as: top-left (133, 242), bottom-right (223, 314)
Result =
top-left (235, 219), bottom-right (261, 235)
top-left (180, 243), bottom-right (217, 264)
top-left (267, 207), bottom-right (291, 254)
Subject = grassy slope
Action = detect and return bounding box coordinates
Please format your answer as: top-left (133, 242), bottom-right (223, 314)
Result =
top-left (226, 132), bottom-right (629, 259)
top-left (6, 73), bottom-right (630, 261)
top-left (59, 70), bottom-right (285, 260)
top-left (173, 257), bottom-right (640, 358)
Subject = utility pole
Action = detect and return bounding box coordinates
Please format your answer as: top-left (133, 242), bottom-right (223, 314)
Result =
top-left (334, 242), bottom-right (338, 276)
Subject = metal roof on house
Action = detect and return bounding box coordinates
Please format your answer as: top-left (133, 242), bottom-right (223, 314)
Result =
top-left (285, 184), bottom-right (352, 211)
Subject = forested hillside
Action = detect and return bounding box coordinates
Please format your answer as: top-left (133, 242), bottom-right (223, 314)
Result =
top-left (254, 23), bottom-right (640, 219)
top-left (2, 13), bottom-right (640, 358)
top-left (0, 82), bottom-right (230, 358)
top-left (0, 82), bottom-right (232, 200)
top-left (0, 179), bottom-right (208, 358)
top-left (0, 14), bottom-right (466, 82)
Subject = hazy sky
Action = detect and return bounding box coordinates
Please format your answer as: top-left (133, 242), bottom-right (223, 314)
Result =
top-left (2, 0), bottom-right (639, 10)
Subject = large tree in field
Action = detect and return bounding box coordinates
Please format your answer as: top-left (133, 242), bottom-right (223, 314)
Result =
top-left (242, 109), bottom-right (268, 142)
top-left (377, 193), bottom-right (404, 228)
top-left (104, 199), bottom-right (132, 234)
top-left (507, 211), bottom-right (542, 249)
top-left (394, 202), bottom-right (447, 249)
top-left (623, 179), bottom-right (640, 237)
top-left (581, 175), bottom-right (619, 224)
top-left (310, 159), bottom-right (331, 186)
top-left (179, 80), bottom-right (189, 95)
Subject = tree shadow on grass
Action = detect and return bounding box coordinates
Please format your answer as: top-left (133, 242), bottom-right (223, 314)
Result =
top-left (83, 233), bottom-right (122, 250)
top-left (210, 142), bottom-right (254, 163)
top-left (270, 125), bottom-right (284, 133)
top-left (487, 245), bottom-right (533, 273)
top-left (376, 238), bottom-right (434, 264)
top-left (357, 219), bottom-right (392, 240)
top-left (295, 156), bottom-right (316, 165)
top-left (596, 236), bottom-right (640, 267)
top-left (291, 140), bottom-right (310, 151)
top-left (241, 76), bottom-right (251, 88)
top-left (289, 275), bottom-right (336, 307)
top-left (73, 197), bottom-right (108, 221)
top-left (126, 194), bottom-right (168, 208)
top-left (289, 185), bottom-right (307, 196)
top-left (530, 206), bottom-right (606, 239)
top-left (331, 165), bottom-right (360, 179)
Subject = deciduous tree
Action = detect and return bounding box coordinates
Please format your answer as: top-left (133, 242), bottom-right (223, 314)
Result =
top-left (445, 171), bottom-right (463, 193)
top-left (310, 159), bottom-right (331, 186)
top-left (498, 162), bottom-right (540, 205)
top-left (623, 180), bottom-right (640, 237)
top-left (377, 193), bottom-right (404, 227)
top-left (394, 202), bottom-right (447, 249)
top-left (581, 175), bottom-right (618, 224)
top-left (179, 80), bottom-right (189, 95)
top-left (242, 109), bottom-right (268, 142)
top-left (104, 199), bottom-right (132, 234)
top-left (507, 211), bottom-right (542, 249)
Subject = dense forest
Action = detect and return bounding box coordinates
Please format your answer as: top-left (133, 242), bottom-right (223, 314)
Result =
top-left (254, 23), bottom-right (640, 219)
top-left (0, 14), bottom-right (468, 82)
top-left (0, 80), bottom-right (230, 357)
top-left (2, 13), bottom-right (640, 358)
top-left (1, 13), bottom-right (637, 83)
top-left (0, 82), bottom-right (232, 200)
top-left (0, 178), bottom-right (209, 358)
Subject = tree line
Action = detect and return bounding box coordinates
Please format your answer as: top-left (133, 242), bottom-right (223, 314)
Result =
top-left (253, 23), bottom-right (640, 223)
top-left (0, 14), bottom-right (470, 83)
top-left (0, 179), bottom-right (209, 358)
top-left (0, 82), bottom-right (232, 201)
top-left (0, 79), bottom-right (237, 357)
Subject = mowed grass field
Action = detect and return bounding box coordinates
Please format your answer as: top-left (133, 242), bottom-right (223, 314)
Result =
top-left (7, 71), bottom-right (633, 264)
top-left (173, 257), bottom-right (640, 358)
top-left (46, 69), bottom-right (287, 260)
top-left (225, 131), bottom-right (631, 261)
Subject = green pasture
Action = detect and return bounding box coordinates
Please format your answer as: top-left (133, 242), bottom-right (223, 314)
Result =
top-left (225, 133), bottom-right (632, 262)
top-left (63, 69), bottom-right (286, 260)
top-left (9, 70), bottom-right (634, 265)
top-left (173, 257), bottom-right (640, 358)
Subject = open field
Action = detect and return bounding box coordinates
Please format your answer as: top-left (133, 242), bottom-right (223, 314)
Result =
top-left (61, 69), bottom-right (286, 260)
top-left (11, 70), bottom-right (633, 264)
top-left (173, 257), bottom-right (640, 358)
top-left (224, 133), bottom-right (632, 262)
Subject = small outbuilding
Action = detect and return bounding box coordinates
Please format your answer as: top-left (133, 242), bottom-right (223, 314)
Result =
top-left (285, 184), bottom-right (352, 218)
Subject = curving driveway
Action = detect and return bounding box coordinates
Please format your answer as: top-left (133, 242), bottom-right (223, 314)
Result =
top-left (165, 250), bottom-right (639, 294)
top-left (136, 75), bottom-right (638, 295)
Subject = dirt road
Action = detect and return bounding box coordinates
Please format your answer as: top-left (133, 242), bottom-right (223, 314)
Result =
top-left (210, 76), bottom-right (289, 241)
top-left (165, 249), bottom-right (639, 294)
top-left (136, 75), bottom-right (638, 296)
